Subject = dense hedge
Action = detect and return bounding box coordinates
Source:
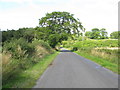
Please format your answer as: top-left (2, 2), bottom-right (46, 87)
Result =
top-left (2, 38), bottom-right (53, 84)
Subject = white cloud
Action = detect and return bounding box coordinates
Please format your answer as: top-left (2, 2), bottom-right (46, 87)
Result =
top-left (0, 0), bottom-right (119, 35)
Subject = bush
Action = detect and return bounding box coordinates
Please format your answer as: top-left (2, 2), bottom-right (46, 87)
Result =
top-left (32, 39), bottom-right (53, 53)
top-left (2, 38), bottom-right (53, 84)
top-left (3, 38), bottom-right (35, 59)
top-left (72, 47), bottom-right (78, 51)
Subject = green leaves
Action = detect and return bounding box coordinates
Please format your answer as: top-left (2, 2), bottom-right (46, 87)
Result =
top-left (39, 11), bottom-right (84, 36)
top-left (37, 11), bottom-right (85, 48)
top-left (48, 34), bottom-right (60, 48)
top-left (85, 28), bottom-right (108, 39)
top-left (110, 31), bottom-right (120, 39)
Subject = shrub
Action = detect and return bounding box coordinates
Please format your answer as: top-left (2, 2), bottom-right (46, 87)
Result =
top-left (72, 47), bottom-right (78, 51)
top-left (32, 39), bottom-right (53, 53)
top-left (3, 38), bottom-right (34, 59)
top-left (2, 38), bottom-right (53, 84)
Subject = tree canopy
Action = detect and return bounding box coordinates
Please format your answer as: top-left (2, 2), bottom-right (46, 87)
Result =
top-left (85, 28), bottom-right (108, 39)
top-left (100, 28), bottom-right (108, 39)
top-left (110, 31), bottom-right (120, 39)
top-left (39, 11), bottom-right (84, 36)
top-left (37, 11), bottom-right (84, 48)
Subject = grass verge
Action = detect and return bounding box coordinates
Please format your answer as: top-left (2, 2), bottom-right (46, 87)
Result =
top-left (75, 51), bottom-right (118, 74)
top-left (3, 52), bottom-right (59, 88)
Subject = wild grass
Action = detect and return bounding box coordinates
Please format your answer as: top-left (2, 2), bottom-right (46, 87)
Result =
top-left (2, 38), bottom-right (54, 87)
top-left (91, 48), bottom-right (118, 64)
top-left (2, 52), bottom-right (59, 88)
top-left (75, 50), bottom-right (118, 74)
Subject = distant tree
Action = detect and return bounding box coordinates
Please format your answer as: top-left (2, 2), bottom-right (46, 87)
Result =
top-left (2, 28), bottom-right (35, 44)
top-left (85, 31), bottom-right (92, 38)
top-left (2, 30), bottom-right (16, 43)
top-left (100, 28), bottom-right (108, 39)
top-left (90, 28), bottom-right (101, 39)
top-left (23, 28), bottom-right (35, 42)
top-left (110, 31), bottom-right (120, 39)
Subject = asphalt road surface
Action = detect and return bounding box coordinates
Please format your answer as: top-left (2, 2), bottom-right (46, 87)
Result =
top-left (33, 49), bottom-right (118, 88)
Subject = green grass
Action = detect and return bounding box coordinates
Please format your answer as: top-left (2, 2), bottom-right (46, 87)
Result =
top-left (63, 39), bottom-right (118, 48)
top-left (3, 52), bottom-right (59, 88)
top-left (75, 51), bottom-right (118, 74)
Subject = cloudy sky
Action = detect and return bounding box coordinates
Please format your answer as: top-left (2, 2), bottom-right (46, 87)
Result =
top-left (0, 0), bottom-right (119, 35)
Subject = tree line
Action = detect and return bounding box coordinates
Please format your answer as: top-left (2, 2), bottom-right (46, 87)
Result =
top-left (1, 11), bottom-right (119, 49)
top-left (85, 28), bottom-right (120, 39)
top-left (2, 11), bottom-right (85, 49)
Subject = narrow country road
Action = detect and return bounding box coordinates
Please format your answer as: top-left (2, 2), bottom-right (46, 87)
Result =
top-left (33, 49), bottom-right (118, 88)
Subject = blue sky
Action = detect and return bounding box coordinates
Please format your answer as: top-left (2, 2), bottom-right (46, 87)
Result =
top-left (0, 0), bottom-right (119, 35)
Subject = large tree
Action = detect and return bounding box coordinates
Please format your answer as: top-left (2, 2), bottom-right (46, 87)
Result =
top-left (39, 11), bottom-right (84, 36)
top-left (37, 11), bottom-right (84, 48)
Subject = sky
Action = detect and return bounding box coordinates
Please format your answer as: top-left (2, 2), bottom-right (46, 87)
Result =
top-left (0, 0), bottom-right (119, 35)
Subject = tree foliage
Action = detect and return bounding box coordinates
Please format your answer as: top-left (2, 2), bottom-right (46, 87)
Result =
top-left (2, 28), bottom-right (35, 44)
top-left (100, 28), bottom-right (108, 39)
top-left (85, 28), bottom-right (108, 39)
top-left (90, 28), bottom-right (101, 39)
top-left (37, 11), bottom-right (84, 48)
top-left (39, 11), bottom-right (84, 36)
top-left (85, 31), bottom-right (92, 38)
top-left (110, 31), bottom-right (120, 39)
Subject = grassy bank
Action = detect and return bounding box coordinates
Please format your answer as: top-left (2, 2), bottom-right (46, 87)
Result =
top-left (3, 51), bottom-right (59, 88)
top-left (75, 51), bottom-right (118, 74)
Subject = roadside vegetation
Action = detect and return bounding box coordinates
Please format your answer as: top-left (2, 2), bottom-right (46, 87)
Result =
top-left (3, 52), bottom-right (58, 88)
top-left (1, 11), bottom-right (119, 88)
top-left (2, 39), bottom-right (54, 85)
top-left (2, 11), bottom-right (84, 88)
top-left (62, 37), bottom-right (119, 74)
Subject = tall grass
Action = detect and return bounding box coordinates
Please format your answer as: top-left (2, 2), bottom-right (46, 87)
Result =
top-left (75, 51), bottom-right (118, 73)
top-left (91, 48), bottom-right (118, 64)
top-left (77, 48), bottom-right (118, 65)
top-left (2, 38), bottom-right (54, 85)
top-left (3, 52), bottom-right (58, 88)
